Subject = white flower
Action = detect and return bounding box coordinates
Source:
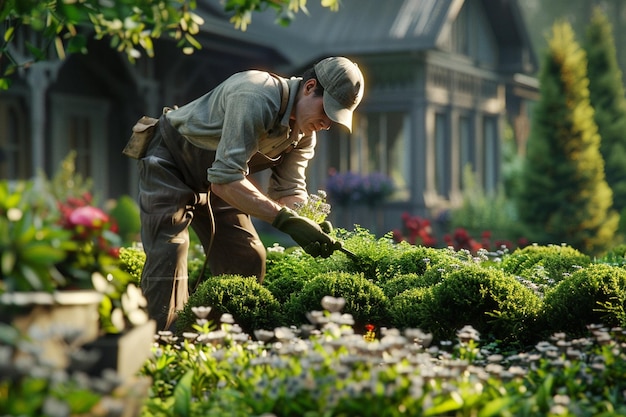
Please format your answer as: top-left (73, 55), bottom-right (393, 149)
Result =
top-left (321, 296), bottom-right (346, 313)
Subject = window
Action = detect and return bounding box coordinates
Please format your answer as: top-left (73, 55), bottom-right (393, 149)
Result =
top-left (327, 111), bottom-right (410, 201)
top-left (67, 115), bottom-right (94, 178)
top-left (50, 94), bottom-right (110, 196)
top-left (0, 97), bottom-right (30, 180)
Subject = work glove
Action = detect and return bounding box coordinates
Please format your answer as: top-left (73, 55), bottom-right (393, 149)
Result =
top-left (319, 220), bottom-right (333, 234)
top-left (272, 208), bottom-right (341, 258)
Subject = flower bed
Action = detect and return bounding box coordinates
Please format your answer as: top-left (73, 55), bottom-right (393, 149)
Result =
top-left (134, 227), bottom-right (626, 416)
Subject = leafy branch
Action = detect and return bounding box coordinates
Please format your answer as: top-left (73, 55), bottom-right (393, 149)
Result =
top-left (0, 0), bottom-right (340, 89)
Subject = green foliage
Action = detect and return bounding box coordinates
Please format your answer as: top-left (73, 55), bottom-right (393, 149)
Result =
top-left (500, 244), bottom-right (591, 288)
top-left (142, 303), bottom-right (626, 416)
top-left (0, 181), bottom-right (70, 292)
top-left (516, 20), bottom-right (619, 256)
top-left (327, 227), bottom-right (404, 284)
top-left (381, 273), bottom-right (426, 298)
top-left (450, 165), bottom-right (522, 241)
top-left (543, 263), bottom-right (626, 337)
top-left (388, 286), bottom-right (430, 329)
top-left (177, 275), bottom-right (283, 334)
top-left (117, 246), bottom-right (145, 284)
top-left (265, 271), bottom-right (307, 305)
top-left (597, 243), bottom-right (626, 266)
top-left (584, 8), bottom-right (626, 214)
top-left (108, 195), bottom-right (141, 246)
top-left (284, 271), bottom-right (390, 330)
top-left (378, 244), bottom-right (454, 283)
top-left (263, 247), bottom-right (323, 287)
top-left (1, 0), bottom-right (341, 89)
top-left (417, 264), bottom-right (542, 344)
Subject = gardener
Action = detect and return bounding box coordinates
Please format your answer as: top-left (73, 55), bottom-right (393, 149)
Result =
top-left (133, 56), bottom-right (365, 330)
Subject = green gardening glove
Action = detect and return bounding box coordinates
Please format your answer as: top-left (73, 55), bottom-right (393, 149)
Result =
top-left (272, 208), bottom-right (341, 258)
top-left (319, 220), bottom-right (333, 234)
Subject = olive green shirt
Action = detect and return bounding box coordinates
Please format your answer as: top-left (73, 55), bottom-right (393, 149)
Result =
top-left (164, 70), bottom-right (314, 200)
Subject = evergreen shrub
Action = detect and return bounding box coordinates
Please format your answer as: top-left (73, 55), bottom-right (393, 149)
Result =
top-left (266, 272), bottom-right (308, 305)
top-left (500, 244), bottom-right (591, 287)
top-left (264, 248), bottom-right (323, 286)
top-left (417, 264), bottom-right (542, 344)
top-left (382, 273), bottom-right (426, 299)
top-left (177, 274), bottom-right (283, 334)
top-left (389, 287), bottom-right (431, 330)
top-left (542, 263), bottom-right (626, 337)
top-left (284, 271), bottom-right (390, 331)
top-left (378, 245), bottom-right (456, 283)
top-left (329, 227), bottom-right (402, 284)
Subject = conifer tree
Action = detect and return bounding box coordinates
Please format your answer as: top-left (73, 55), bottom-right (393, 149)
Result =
top-left (584, 8), bottom-right (626, 216)
top-left (517, 21), bottom-right (618, 255)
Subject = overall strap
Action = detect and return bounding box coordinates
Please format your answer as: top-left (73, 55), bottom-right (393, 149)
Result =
top-left (269, 73), bottom-right (289, 121)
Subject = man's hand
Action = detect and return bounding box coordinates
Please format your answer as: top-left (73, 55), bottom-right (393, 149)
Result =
top-left (272, 208), bottom-right (341, 257)
top-left (319, 220), bottom-right (333, 234)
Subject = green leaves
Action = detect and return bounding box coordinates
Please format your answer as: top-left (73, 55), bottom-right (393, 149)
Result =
top-left (0, 181), bottom-right (70, 292)
top-left (173, 370), bottom-right (194, 417)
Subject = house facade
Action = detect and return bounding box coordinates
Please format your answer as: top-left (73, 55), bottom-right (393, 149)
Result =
top-left (0, 0), bottom-right (538, 235)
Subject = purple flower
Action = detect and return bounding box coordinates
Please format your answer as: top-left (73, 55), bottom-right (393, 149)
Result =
top-left (326, 171), bottom-right (395, 206)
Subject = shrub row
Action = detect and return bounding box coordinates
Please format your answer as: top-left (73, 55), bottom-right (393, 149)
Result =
top-left (121, 228), bottom-right (626, 348)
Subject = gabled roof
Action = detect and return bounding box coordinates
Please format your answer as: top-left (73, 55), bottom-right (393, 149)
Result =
top-left (197, 0), bottom-right (537, 73)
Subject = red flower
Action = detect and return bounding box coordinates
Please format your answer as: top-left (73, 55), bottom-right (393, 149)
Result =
top-left (68, 206), bottom-right (109, 229)
top-left (365, 324), bottom-right (375, 332)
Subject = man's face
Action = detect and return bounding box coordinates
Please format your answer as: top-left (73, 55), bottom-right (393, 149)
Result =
top-left (294, 79), bottom-right (333, 135)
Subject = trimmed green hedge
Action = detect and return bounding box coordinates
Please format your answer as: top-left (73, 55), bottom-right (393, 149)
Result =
top-left (542, 263), bottom-right (626, 337)
top-left (177, 275), bottom-right (283, 334)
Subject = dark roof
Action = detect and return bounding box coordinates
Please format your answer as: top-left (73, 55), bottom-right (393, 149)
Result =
top-left (197, 0), bottom-right (537, 73)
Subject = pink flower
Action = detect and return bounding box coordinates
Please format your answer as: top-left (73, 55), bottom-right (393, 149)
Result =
top-left (68, 206), bottom-right (109, 229)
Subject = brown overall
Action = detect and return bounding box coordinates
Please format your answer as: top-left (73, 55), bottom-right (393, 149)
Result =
top-left (135, 77), bottom-right (289, 331)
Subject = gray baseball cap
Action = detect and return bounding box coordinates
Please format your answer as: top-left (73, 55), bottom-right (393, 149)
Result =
top-left (314, 57), bottom-right (364, 132)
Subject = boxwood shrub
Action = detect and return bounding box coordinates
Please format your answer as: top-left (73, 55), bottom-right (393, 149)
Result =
top-left (416, 263), bottom-right (542, 345)
top-left (327, 227), bottom-right (402, 284)
top-left (542, 263), bottom-right (626, 337)
top-left (177, 274), bottom-right (283, 334)
top-left (283, 271), bottom-right (391, 331)
top-left (264, 248), bottom-right (323, 286)
top-left (500, 244), bottom-right (591, 288)
top-left (382, 273), bottom-right (428, 299)
top-left (389, 286), bottom-right (431, 330)
top-left (377, 245), bottom-right (458, 283)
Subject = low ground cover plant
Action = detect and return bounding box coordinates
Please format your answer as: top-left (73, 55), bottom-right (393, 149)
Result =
top-left (140, 300), bottom-right (626, 416)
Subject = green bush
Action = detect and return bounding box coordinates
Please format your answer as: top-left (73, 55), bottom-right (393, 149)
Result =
top-left (382, 273), bottom-right (427, 299)
top-left (327, 227), bottom-right (403, 284)
top-left (597, 243), bottom-right (626, 266)
top-left (283, 271), bottom-right (390, 331)
top-left (500, 244), bottom-right (591, 288)
top-left (108, 195), bottom-right (141, 246)
top-left (266, 273), bottom-right (307, 305)
top-left (542, 263), bottom-right (626, 337)
top-left (177, 275), bottom-right (283, 334)
top-left (378, 245), bottom-right (455, 283)
top-left (389, 286), bottom-right (431, 330)
top-left (264, 248), bottom-right (323, 287)
top-left (117, 246), bottom-right (145, 284)
top-left (417, 264), bottom-right (542, 344)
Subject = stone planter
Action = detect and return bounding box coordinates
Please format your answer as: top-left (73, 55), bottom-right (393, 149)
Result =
top-left (84, 319), bottom-right (157, 379)
top-left (0, 290), bottom-right (102, 367)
